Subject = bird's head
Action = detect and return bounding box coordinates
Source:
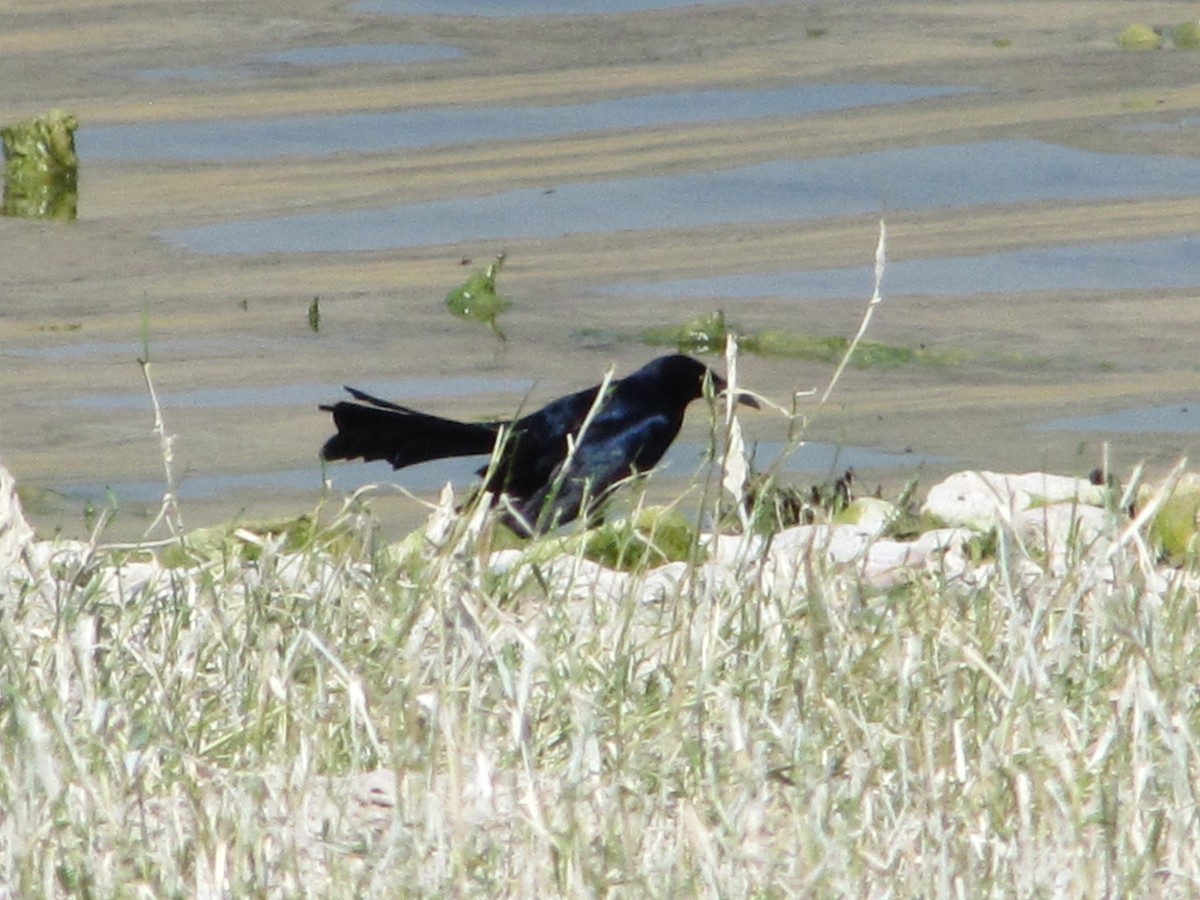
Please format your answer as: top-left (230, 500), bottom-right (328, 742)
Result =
top-left (638, 354), bottom-right (761, 409)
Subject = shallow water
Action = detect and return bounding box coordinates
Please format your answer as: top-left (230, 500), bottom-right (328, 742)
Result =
top-left (60, 437), bottom-right (942, 507)
top-left (137, 44), bottom-right (465, 82)
top-left (1120, 117), bottom-right (1200, 133)
top-left (8, 0), bottom-right (1200, 543)
top-left (79, 83), bottom-right (963, 162)
top-left (260, 44), bottom-right (466, 67)
top-left (67, 378), bottom-right (534, 411)
top-left (355, 0), bottom-right (753, 15)
top-left (1035, 405), bottom-right (1200, 434)
top-left (167, 141), bottom-right (1200, 255)
top-left (600, 235), bottom-right (1200, 299)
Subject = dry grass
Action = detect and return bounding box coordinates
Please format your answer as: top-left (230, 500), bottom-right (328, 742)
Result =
top-left (4, 442), bottom-right (1200, 898)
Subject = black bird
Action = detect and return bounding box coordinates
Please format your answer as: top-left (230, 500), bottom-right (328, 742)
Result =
top-left (320, 354), bottom-right (758, 535)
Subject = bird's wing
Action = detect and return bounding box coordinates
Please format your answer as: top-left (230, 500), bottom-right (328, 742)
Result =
top-left (507, 408), bottom-right (680, 533)
top-left (483, 385), bottom-right (604, 496)
top-left (515, 384), bottom-right (604, 444)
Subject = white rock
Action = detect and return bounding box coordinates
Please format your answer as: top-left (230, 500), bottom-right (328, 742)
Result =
top-left (701, 531), bottom-right (764, 570)
top-left (692, 560), bottom-right (749, 598)
top-left (759, 523), bottom-right (882, 595)
top-left (862, 538), bottom-right (927, 573)
top-left (538, 555), bottom-right (631, 603)
top-left (0, 458), bottom-right (35, 581)
top-left (1014, 503), bottom-right (1113, 573)
top-left (23, 539), bottom-right (95, 581)
top-left (639, 561), bottom-right (690, 604)
top-left (852, 528), bottom-right (972, 587)
top-left (922, 471), bottom-right (1107, 532)
top-left (910, 527), bottom-right (975, 555)
top-left (88, 560), bottom-right (169, 604)
top-left (486, 548), bottom-right (525, 577)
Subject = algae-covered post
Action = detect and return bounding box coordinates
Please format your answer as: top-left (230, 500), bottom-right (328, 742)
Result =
top-left (1, 109), bottom-right (79, 221)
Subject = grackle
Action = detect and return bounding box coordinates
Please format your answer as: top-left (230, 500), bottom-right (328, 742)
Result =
top-left (320, 354), bottom-right (758, 535)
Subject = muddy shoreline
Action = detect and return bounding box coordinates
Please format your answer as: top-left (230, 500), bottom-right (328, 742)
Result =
top-left (3, 0), bottom-right (1200, 539)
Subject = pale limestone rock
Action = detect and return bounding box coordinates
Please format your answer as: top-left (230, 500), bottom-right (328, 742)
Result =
top-left (701, 531), bottom-right (764, 570)
top-left (860, 527), bottom-right (974, 586)
top-left (639, 561), bottom-right (690, 604)
top-left (486, 547), bottom-right (525, 576)
top-left (760, 522), bottom-right (888, 595)
top-left (1013, 503), bottom-right (1113, 574)
top-left (86, 559), bottom-right (169, 604)
top-left (0, 458), bottom-right (35, 579)
top-left (538, 555), bottom-right (631, 603)
top-left (923, 471), bottom-right (1107, 532)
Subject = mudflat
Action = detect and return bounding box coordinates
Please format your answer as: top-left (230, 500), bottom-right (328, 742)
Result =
top-left (3, 0), bottom-right (1199, 538)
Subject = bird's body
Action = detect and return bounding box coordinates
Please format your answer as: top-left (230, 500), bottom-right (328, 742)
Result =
top-left (321, 354), bottom-right (753, 535)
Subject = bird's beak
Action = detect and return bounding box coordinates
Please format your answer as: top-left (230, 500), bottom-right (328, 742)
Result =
top-left (709, 374), bottom-right (761, 409)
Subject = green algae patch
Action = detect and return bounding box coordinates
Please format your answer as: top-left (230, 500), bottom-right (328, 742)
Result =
top-left (743, 330), bottom-right (854, 362)
top-left (519, 506), bottom-right (700, 573)
top-left (161, 515), bottom-right (351, 568)
top-left (1172, 22), bottom-right (1200, 49)
top-left (833, 497), bottom-right (899, 531)
top-left (642, 311), bottom-right (963, 368)
top-left (578, 506), bottom-right (698, 571)
top-left (446, 253), bottom-right (512, 340)
top-left (15, 485), bottom-right (72, 519)
top-left (742, 330), bottom-right (962, 367)
top-left (2, 109), bottom-right (78, 220)
top-left (640, 310), bottom-right (729, 355)
top-left (1117, 24), bottom-right (1162, 51)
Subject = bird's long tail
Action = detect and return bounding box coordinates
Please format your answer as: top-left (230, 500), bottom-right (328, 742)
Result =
top-left (320, 387), bottom-right (503, 470)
